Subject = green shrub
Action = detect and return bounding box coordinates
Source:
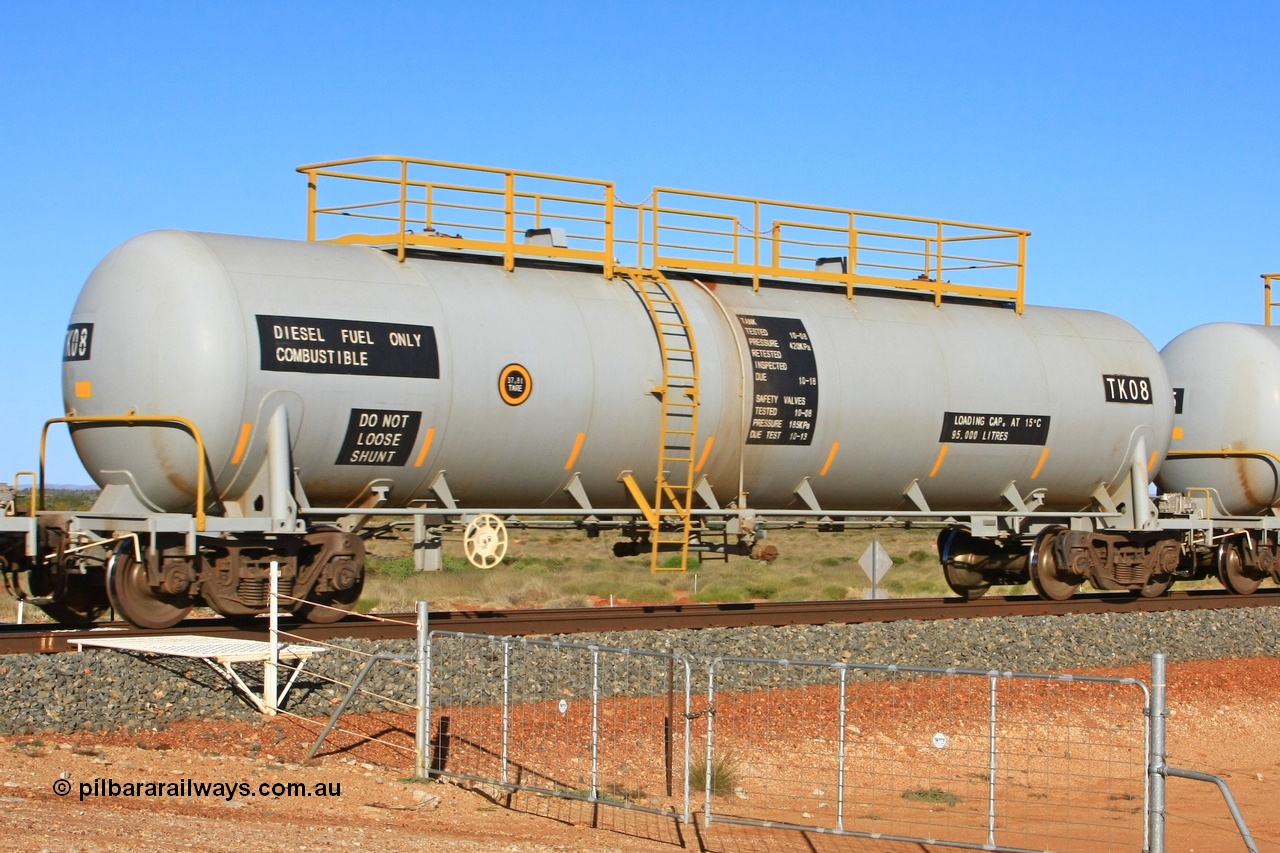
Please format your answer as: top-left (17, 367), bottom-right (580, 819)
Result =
top-left (822, 584), bottom-right (849, 599)
top-left (691, 751), bottom-right (740, 796)
top-left (693, 584), bottom-right (747, 603)
top-left (619, 583), bottom-right (674, 603)
top-left (366, 556), bottom-right (415, 579)
top-left (902, 787), bottom-right (959, 807)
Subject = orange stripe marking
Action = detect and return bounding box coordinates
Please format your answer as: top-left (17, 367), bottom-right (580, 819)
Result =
top-left (414, 427), bottom-right (436, 468)
top-left (819, 441), bottom-right (840, 476)
top-left (564, 432), bottom-right (586, 470)
top-left (1030, 447), bottom-right (1051, 480)
top-left (230, 422), bottom-right (253, 465)
top-left (928, 444), bottom-right (949, 478)
top-left (694, 436), bottom-right (715, 473)
top-left (1147, 450), bottom-right (1158, 472)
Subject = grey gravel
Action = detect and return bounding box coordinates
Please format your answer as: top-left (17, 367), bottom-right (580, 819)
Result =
top-left (1, 607), bottom-right (1278, 735)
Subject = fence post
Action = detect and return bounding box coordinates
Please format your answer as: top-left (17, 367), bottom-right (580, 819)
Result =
top-left (415, 601), bottom-right (429, 779)
top-left (501, 639), bottom-right (511, 786)
top-left (590, 646), bottom-right (601, 803)
top-left (704, 660), bottom-right (718, 826)
top-left (1149, 652), bottom-right (1167, 853)
top-left (836, 665), bottom-right (848, 832)
top-left (265, 560), bottom-right (279, 715)
top-left (988, 673), bottom-right (999, 848)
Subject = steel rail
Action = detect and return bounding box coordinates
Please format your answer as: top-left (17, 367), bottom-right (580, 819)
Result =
top-left (3, 587), bottom-right (1278, 656)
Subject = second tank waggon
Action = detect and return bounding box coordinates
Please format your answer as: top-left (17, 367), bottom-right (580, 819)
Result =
top-left (1158, 288), bottom-right (1280, 594)
top-left (0, 155), bottom-right (1263, 627)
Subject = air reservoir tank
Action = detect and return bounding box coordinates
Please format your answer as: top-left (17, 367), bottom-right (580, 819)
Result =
top-left (1159, 322), bottom-right (1280, 515)
top-left (63, 230), bottom-right (1173, 518)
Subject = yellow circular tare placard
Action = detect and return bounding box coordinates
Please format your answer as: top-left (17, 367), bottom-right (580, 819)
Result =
top-left (499, 363), bottom-right (532, 405)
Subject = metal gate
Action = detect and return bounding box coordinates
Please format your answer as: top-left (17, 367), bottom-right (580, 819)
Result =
top-left (705, 656), bottom-right (1150, 853)
top-left (426, 631), bottom-right (692, 821)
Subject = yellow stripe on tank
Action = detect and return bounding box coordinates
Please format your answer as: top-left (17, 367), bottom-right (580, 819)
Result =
top-left (564, 432), bottom-right (586, 470)
top-left (819, 441), bottom-right (840, 476)
top-left (928, 444), bottom-right (949, 478)
top-left (414, 428), bottom-right (436, 468)
top-left (230, 422), bottom-right (253, 465)
top-left (694, 436), bottom-right (716, 473)
top-left (1030, 447), bottom-right (1051, 480)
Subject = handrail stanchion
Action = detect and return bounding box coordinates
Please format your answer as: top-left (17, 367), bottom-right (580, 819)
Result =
top-left (1016, 233), bottom-right (1027, 314)
top-left (305, 170), bottom-right (318, 242)
top-left (1264, 273), bottom-right (1280, 326)
top-left (397, 159), bottom-right (408, 262)
top-left (935, 222), bottom-right (945, 306)
top-left (503, 172), bottom-right (516, 271)
top-left (846, 212), bottom-right (857, 300)
top-left (603, 185), bottom-right (615, 280)
top-left (752, 200), bottom-right (761, 292)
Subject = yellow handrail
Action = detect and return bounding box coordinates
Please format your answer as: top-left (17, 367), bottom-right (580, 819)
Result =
top-left (1165, 449), bottom-right (1280, 512)
top-left (11, 471), bottom-right (35, 517)
top-left (40, 415), bottom-right (211, 531)
top-left (299, 156), bottom-right (1030, 311)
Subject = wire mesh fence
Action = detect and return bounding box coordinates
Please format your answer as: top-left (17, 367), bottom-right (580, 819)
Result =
top-left (704, 657), bottom-right (1150, 853)
top-left (426, 631), bottom-right (692, 821)
top-left (271, 590), bottom-right (421, 763)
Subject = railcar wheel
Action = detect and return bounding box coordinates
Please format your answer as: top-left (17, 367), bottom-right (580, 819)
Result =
top-left (1140, 572), bottom-right (1174, 597)
top-left (296, 571), bottom-right (364, 623)
top-left (938, 530), bottom-right (990, 600)
top-left (942, 560), bottom-right (990, 600)
top-left (1217, 539), bottom-right (1263, 595)
top-left (106, 546), bottom-right (192, 629)
top-left (29, 569), bottom-right (110, 626)
top-left (1028, 526), bottom-right (1080, 601)
top-left (464, 514), bottom-right (508, 569)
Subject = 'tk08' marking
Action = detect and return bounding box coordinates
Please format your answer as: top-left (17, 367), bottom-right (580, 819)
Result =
top-left (1103, 375), bottom-right (1153, 404)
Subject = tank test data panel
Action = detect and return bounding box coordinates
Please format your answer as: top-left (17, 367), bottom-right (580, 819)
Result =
top-left (740, 314), bottom-right (819, 446)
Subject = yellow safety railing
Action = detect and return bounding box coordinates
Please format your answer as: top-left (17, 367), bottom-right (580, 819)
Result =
top-left (40, 415), bottom-right (211, 531)
top-left (12, 471), bottom-right (35, 517)
top-left (1264, 273), bottom-right (1280, 325)
top-left (1166, 449), bottom-right (1280, 512)
top-left (299, 156), bottom-right (1030, 311)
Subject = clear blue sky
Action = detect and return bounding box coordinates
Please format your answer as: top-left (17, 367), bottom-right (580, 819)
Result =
top-left (2, 1), bottom-right (1277, 484)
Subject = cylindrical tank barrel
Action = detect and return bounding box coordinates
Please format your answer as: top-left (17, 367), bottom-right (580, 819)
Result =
top-left (63, 230), bottom-right (1173, 517)
top-left (1159, 322), bottom-right (1280, 515)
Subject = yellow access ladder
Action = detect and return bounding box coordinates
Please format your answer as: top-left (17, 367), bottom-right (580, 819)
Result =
top-left (617, 268), bottom-right (701, 573)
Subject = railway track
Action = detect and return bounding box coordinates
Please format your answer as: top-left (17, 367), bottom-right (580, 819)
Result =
top-left (3, 587), bottom-right (1278, 656)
